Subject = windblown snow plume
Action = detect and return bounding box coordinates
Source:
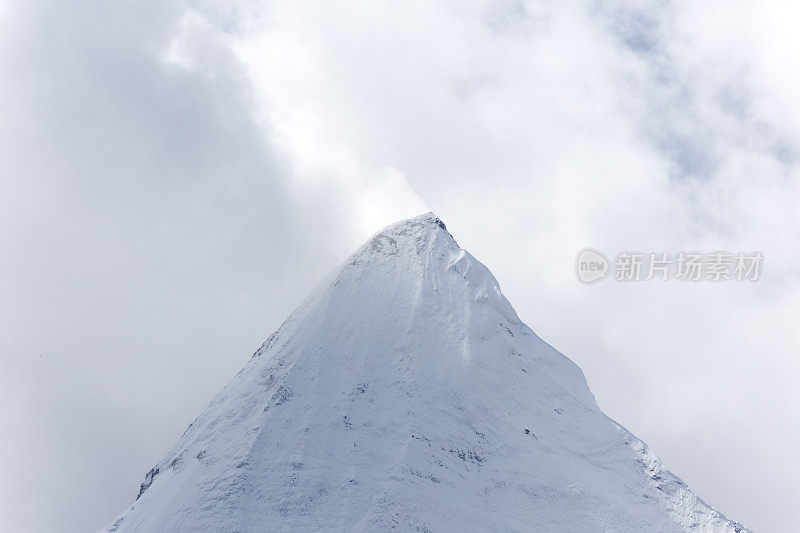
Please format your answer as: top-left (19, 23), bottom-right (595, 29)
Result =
top-left (105, 213), bottom-right (748, 532)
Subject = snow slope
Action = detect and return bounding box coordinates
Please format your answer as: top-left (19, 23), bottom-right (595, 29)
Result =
top-left (104, 213), bottom-right (748, 532)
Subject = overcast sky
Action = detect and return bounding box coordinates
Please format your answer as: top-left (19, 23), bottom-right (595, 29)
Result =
top-left (1, 1), bottom-right (799, 531)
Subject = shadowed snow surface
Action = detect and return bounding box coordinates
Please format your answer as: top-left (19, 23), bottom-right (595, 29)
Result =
top-left (104, 213), bottom-right (748, 532)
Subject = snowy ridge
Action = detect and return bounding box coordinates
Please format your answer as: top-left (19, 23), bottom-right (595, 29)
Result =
top-left (611, 422), bottom-right (746, 533)
top-left (104, 212), bottom-right (749, 532)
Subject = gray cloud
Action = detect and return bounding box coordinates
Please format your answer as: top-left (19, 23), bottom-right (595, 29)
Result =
top-left (0, 1), bottom-right (347, 531)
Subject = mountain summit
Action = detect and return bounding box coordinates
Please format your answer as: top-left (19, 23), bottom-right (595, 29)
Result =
top-left (105, 213), bottom-right (747, 532)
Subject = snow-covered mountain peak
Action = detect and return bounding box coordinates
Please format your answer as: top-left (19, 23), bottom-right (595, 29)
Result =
top-left (379, 211), bottom-right (451, 235)
top-left (104, 213), bottom-right (748, 533)
top-left (340, 213), bottom-right (519, 327)
top-left (347, 211), bottom-right (456, 264)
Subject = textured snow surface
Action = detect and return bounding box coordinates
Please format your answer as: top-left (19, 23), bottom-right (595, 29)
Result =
top-left (105, 213), bottom-right (749, 532)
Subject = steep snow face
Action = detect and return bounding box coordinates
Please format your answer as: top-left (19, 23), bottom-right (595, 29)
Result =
top-left (105, 213), bottom-right (748, 532)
